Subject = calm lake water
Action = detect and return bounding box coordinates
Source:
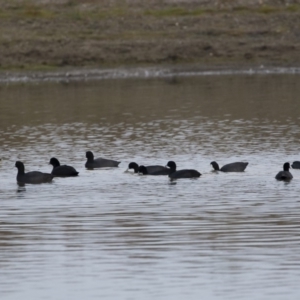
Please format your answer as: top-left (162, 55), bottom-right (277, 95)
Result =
top-left (1, 71), bottom-right (300, 300)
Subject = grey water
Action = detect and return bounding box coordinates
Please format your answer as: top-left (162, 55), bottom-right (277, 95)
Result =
top-left (1, 73), bottom-right (300, 300)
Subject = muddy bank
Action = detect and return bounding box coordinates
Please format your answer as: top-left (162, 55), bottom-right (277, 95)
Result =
top-left (1, 0), bottom-right (300, 71)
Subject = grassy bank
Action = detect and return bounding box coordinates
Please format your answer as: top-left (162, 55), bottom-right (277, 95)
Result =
top-left (1, 0), bottom-right (300, 70)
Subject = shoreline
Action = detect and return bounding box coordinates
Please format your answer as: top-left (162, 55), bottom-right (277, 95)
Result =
top-left (1, 64), bottom-right (300, 84)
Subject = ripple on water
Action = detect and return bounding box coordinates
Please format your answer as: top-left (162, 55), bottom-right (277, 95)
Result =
top-left (1, 74), bottom-right (300, 300)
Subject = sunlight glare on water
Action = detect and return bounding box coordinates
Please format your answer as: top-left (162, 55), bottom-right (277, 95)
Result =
top-left (1, 74), bottom-right (300, 300)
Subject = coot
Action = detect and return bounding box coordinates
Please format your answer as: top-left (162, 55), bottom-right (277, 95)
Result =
top-left (275, 162), bottom-right (293, 181)
top-left (15, 161), bottom-right (53, 184)
top-left (138, 165), bottom-right (170, 176)
top-left (291, 161), bottom-right (300, 169)
top-left (167, 161), bottom-right (201, 179)
top-left (85, 151), bottom-right (120, 169)
top-left (211, 161), bottom-right (248, 172)
top-left (49, 157), bottom-right (79, 177)
top-left (128, 162), bottom-right (168, 174)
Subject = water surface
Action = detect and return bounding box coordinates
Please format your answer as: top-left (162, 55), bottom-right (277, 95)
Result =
top-left (1, 73), bottom-right (300, 300)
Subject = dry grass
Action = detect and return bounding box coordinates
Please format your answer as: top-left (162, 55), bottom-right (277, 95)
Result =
top-left (0, 0), bottom-right (300, 70)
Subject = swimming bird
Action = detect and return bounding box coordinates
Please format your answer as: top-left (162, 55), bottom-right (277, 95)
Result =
top-left (166, 161), bottom-right (201, 179)
top-left (127, 162), bottom-right (140, 173)
top-left (291, 161), bottom-right (300, 169)
top-left (211, 161), bottom-right (248, 172)
top-left (275, 162), bottom-right (293, 181)
top-left (85, 151), bottom-right (120, 169)
top-left (127, 162), bottom-right (169, 174)
top-left (15, 161), bottom-right (53, 184)
top-left (138, 165), bottom-right (171, 176)
top-left (49, 157), bottom-right (79, 177)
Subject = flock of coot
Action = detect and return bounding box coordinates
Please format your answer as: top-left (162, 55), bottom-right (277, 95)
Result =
top-left (14, 151), bottom-right (298, 184)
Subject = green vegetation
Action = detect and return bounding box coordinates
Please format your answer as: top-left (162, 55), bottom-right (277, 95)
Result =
top-left (144, 7), bottom-right (207, 17)
top-left (0, 1), bottom-right (299, 22)
top-left (257, 5), bottom-right (279, 14)
top-left (286, 4), bottom-right (300, 12)
top-left (1, 1), bottom-right (130, 20)
top-left (145, 4), bottom-right (300, 18)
